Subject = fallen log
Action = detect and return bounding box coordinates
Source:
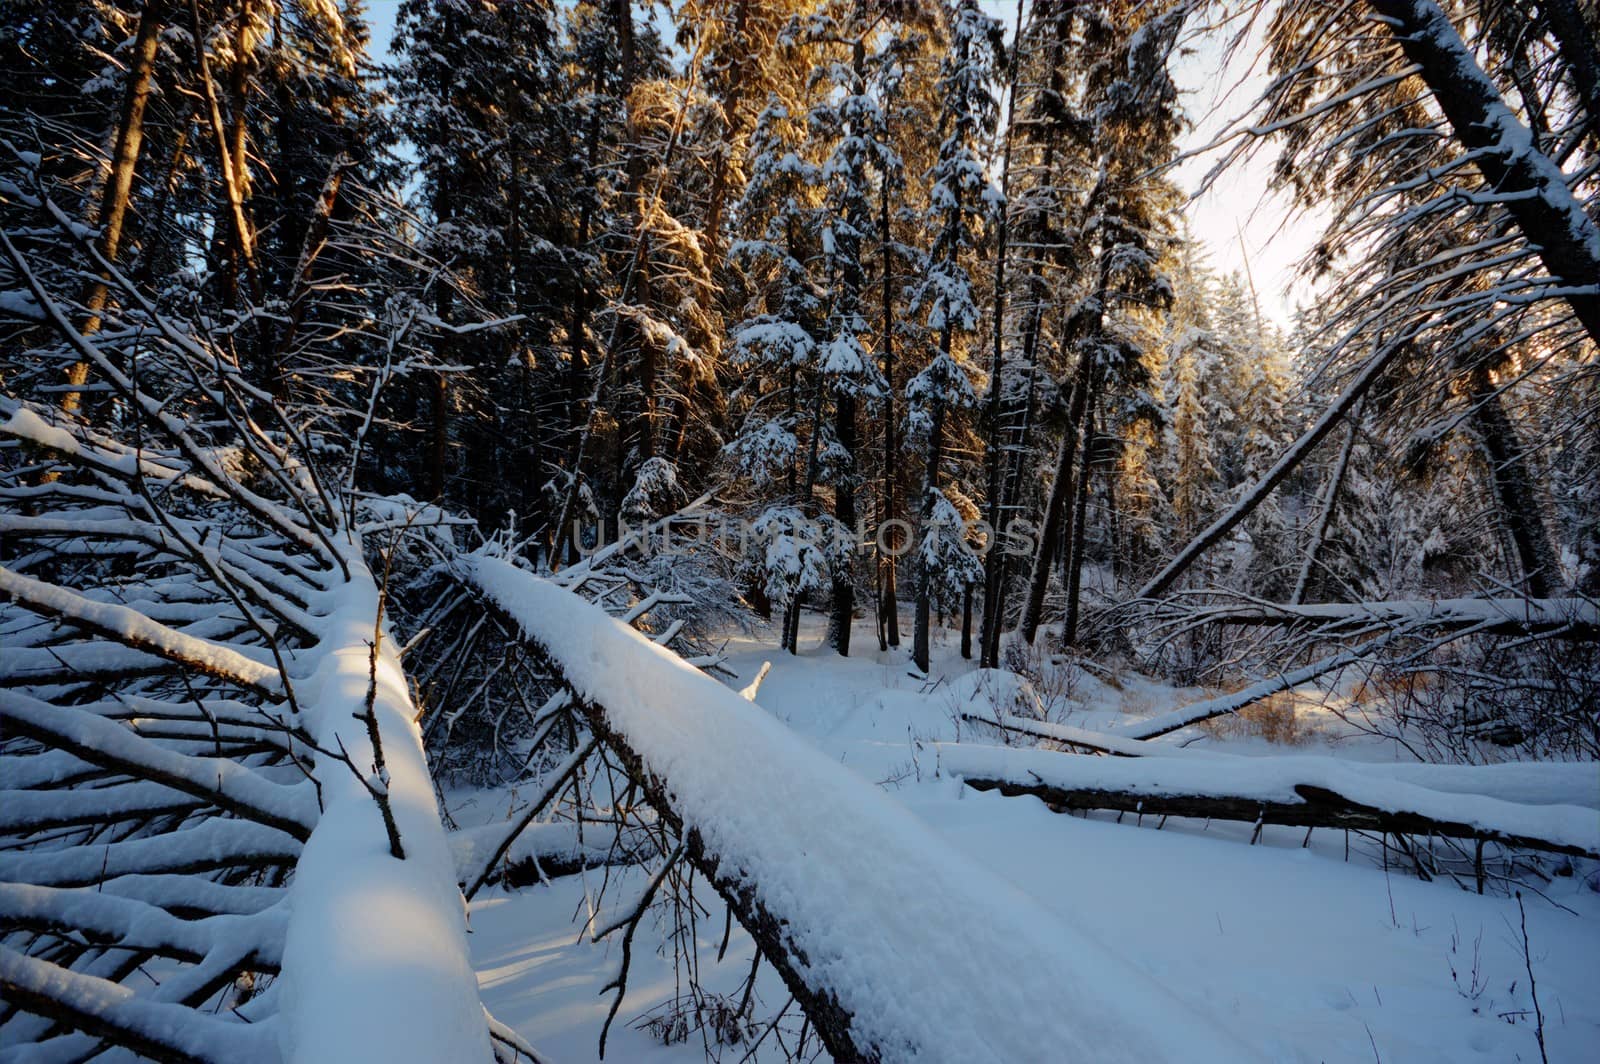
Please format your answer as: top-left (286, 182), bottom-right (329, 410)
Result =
top-left (460, 554), bottom-right (1257, 1064)
top-left (957, 716), bottom-right (1600, 810)
top-left (935, 743), bottom-right (1600, 860)
top-left (960, 713), bottom-right (1227, 759)
top-left (1176, 596), bottom-right (1600, 641)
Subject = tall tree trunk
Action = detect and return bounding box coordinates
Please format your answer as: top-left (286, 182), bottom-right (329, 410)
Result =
top-left (1062, 403), bottom-right (1096, 646)
top-left (568, 76), bottom-right (603, 449)
top-left (132, 116), bottom-right (194, 288)
top-left (978, 0), bottom-right (1025, 667)
top-left (1019, 336), bottom-right (1096, 644)
top-left (960, 585), bottom-right (974, 659)
top-left (1535, 0), bottom-right (1600, 147)
top-left (1292, 410), bottom-right (1362, 605)
top-left (912, 388), bottom-right (948, 673)
top-left (428, 182), bottom-right (455, 504)
top-left (275, 154), bottom-right (349, 366)
top-left (428, 372), bottom-right (449, 502)
top-left (1467, 366), bottom-right (1560, 597)
top-left (1367, 0), bottom-right (1600, 345)
top-left (829, 392), bottom-right (858, 656)
top-left (985, 249), bottom-right (1052, 664)
top-left (787, 379), bottom-right (829, 655)
top-left (700, 0), bottom-right (751, 268)
top-left (190, 0), bottom-right (262, 313)
top-left (63, 0), bottom-right (165, 415)
top-left (879, 174), bottom-right (901, 648)
top-left (1017, 225), bottom-right (1107, 646)
top-left (612, 0), bottom-right (655, 467)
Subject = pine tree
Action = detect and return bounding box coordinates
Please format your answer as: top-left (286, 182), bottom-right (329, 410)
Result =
top-left (807, 7), bottom-right (893, 655)
top-left (1016, 1), bottom-right (1184, 646)
top-left (906, 0), bottom-right (998, 673)
top-left (725, 87), bottom-right (827, 652)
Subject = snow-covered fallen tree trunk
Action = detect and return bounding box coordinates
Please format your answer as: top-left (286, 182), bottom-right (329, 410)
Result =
top-left (936, 743), bottom-right (1600, 860)
top-left (461, 554), bottom-right (1260, 1064)
top-left (960, 712), bottom-right (1253, 758)
top-left (1173, 596), bottom-right (1600, 640)
top-left (272, 552), bottom-right (492, 1064)
top-left (959, 714), bottom-right (1600, 809)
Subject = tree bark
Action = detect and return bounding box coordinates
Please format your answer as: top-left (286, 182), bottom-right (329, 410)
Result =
top-left (829, 392), bottom-right (858, 656)
top-left (879, 170), bottom-right (901, 648)
top-left (978, 1), bottom-right (1024, 668)
top-left (1292, 411), bottom-right (1361, 605)
top-left (985, 13), bottom-right (1067, 665)
top-left (700, 0), bottom-right (751, 268)
top-left (955, 775), bottom-right (1597, 861)
top-left (1535, 0), bottom-right (1600, 147)
top-left (1061, 403), bottom-right (1096, 645)
top-left (1467, 366), bottom-right (1560, 597)
top-left (189, 0), bottom-right (262, 313)
top-left (912, 385), bottom-right (947, 673)
top-left (63, 0), bottom-right (166, 415)
top-left (960, 584), bottom-right (973, 659)
top-left (1018, 362), bottom-right (1090, 644)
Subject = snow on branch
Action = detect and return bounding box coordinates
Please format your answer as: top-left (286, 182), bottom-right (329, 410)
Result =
top-left (0, 689), bottom-right (318, 841)
top-left (0, 946), bottom-right (277, 1064)
top-left (0, 567), bottom-right (283, 697)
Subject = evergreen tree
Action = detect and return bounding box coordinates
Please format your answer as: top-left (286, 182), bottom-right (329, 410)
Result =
top-left (906, 0), bottom-right (997, 673)
top-left (1016, 1), bottom-right (1185, 647)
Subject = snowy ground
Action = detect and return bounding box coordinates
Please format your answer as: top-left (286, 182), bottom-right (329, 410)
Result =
top-left (458, 610), bottom-right (1600, 1063)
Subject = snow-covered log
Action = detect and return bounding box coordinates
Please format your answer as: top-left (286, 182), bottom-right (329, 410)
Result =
top-left (461, 554), bottom-right (1258, 1064)
top-left (961, 714), bottom-right (1600, 809)
top-left (936, 743), bottom-right (1600, 859)
top-left (959, 712), bottom-right (1203, 758)
top-left (1173, 596), bottom-right (1600, 640)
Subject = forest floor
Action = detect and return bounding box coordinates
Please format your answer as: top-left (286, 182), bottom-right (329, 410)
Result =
top-left (454, 611), bottom-right (1600, 1063)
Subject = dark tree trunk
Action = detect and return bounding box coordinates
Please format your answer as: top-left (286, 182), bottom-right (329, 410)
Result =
top-left (1062, 404), bottom-right (1096, 646)
top-left (960, 584), bottom-right (973, 660)
top-left (190, 0), bottom-right (261, 318)
top-left (64, 0), bottom-right (165, 414)
top-left (701, 0), bottom-right (751, 268)
top-left (1535, 0), bottom-right (1600, 148)
top-left (1292, 411), bottom-right (1361, 605)
top-left (879, 175), bottom-right (901, 648)
top-left (990, 13), bottom-right (1067, 660)
top-left (1018, 365), bottom-right (1090, 644)
top-left (978, 0), bottom-right (1025, 667)
top-left (428, 372), bottom-right (449, 502)
top-left (912, 390), bottom-right (947, 673)
top-left (1467, 367), bottom-right (1560, 597)
top-left (829, 392), bottom-right (858, 656)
